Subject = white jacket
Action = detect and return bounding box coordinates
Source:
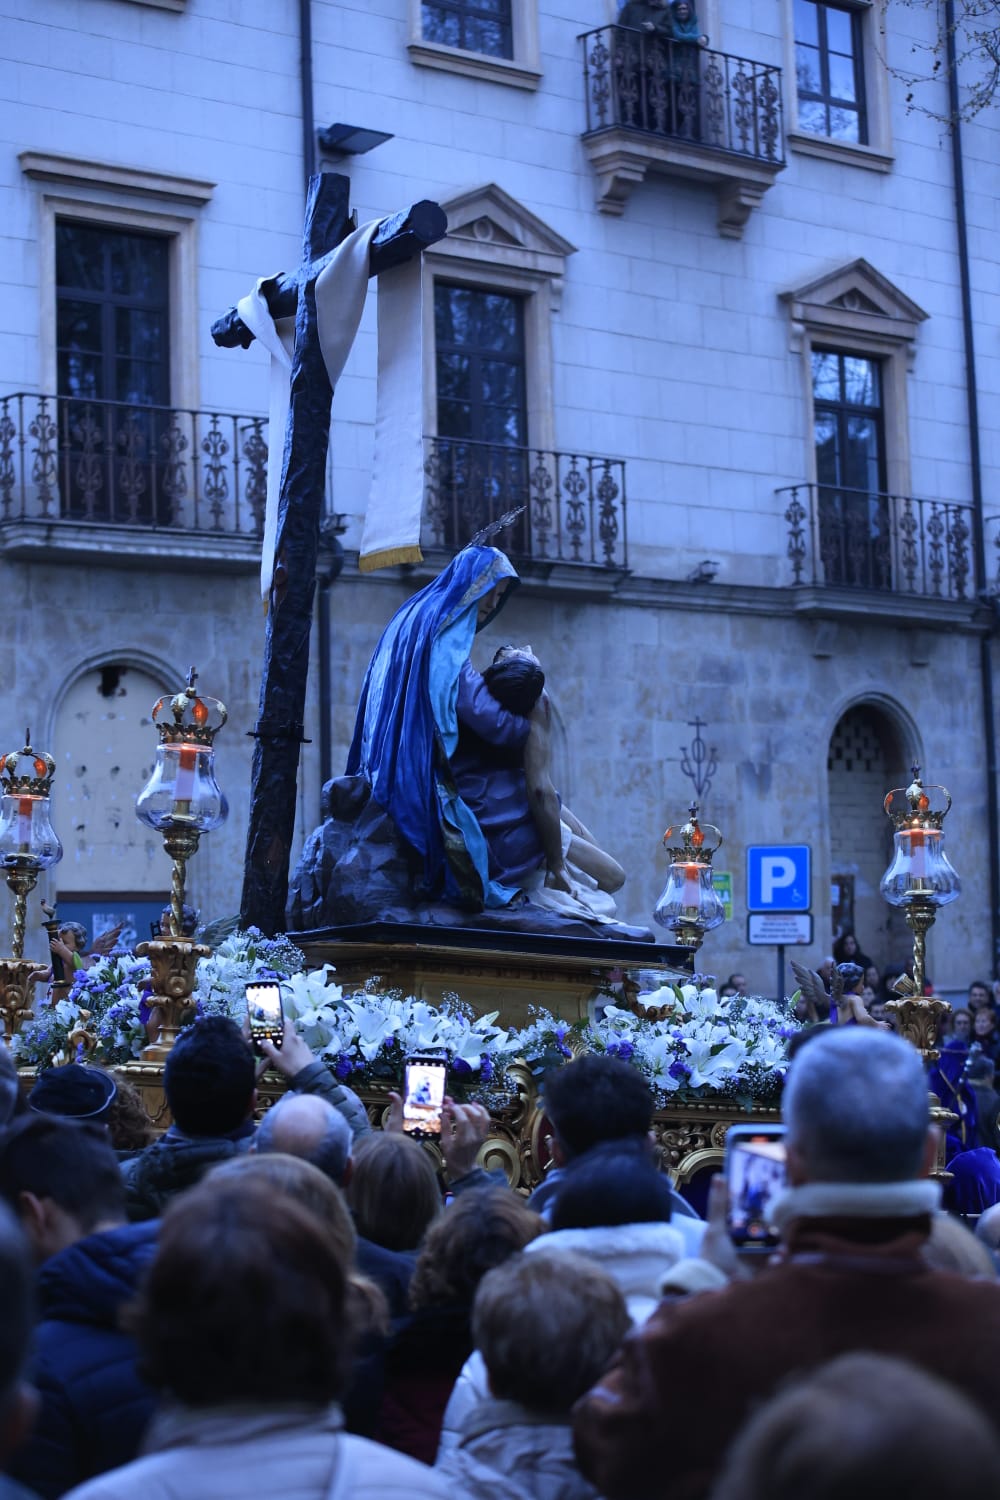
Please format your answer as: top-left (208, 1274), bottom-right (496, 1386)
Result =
top-left (64, 1403), bottom-right (450, 1500)
top-left (437, 1220), bottom-right (696, 1461)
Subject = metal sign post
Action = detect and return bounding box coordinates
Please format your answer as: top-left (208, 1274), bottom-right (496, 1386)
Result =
top-left (746, 846), bottom-right (812, 1003)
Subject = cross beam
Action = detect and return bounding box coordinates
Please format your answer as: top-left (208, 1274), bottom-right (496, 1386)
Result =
top-left (216, 172), bottom-right (446, 935)
top-left (211, 199), bottom-right (447, 349)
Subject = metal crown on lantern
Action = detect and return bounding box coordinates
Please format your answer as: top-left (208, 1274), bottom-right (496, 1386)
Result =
top-left (135, 668), bottom-right (228, 1060)
top-left (653, 802), bottom-right (725, 954)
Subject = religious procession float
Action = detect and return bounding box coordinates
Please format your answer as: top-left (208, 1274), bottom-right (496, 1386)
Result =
top-left (0, 176), bottom-right (959, 1193)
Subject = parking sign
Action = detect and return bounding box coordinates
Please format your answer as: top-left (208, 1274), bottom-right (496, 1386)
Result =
top-left (746, 845), bottom-right (811, 912)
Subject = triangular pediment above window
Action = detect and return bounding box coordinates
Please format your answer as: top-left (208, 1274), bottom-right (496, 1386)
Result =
top-left (443, 184), bottom-right (577, 261)
top-left (434, 185), bottom-right (576, 303)
top-left (780, 259), bottom-right (929, 348)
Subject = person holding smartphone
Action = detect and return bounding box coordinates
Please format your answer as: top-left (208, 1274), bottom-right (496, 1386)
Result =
top-left (574, 1028), bottom-right (1000, 1500)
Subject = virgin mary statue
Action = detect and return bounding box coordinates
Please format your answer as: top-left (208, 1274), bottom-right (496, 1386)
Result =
top-left (347, 543), bottom-right (524, 909)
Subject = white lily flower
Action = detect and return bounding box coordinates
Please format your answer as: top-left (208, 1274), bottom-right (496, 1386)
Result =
top-left (684, 1037), bottom-right (748, 1088)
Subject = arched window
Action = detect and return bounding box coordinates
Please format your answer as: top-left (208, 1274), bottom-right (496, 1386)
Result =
top-left (826, 701), bottom-right (913, 974)
top-left (51, 661), bottom-right (172, 950)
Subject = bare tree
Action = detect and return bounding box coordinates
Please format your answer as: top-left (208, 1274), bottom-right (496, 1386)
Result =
top-left (882, 0), bottom-right (1000, 120)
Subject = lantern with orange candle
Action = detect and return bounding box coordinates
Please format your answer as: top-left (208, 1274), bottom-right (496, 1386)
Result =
top-left (880, 765), bottom-right (959, 1007)
top-left (134, 669), bottom-right (227, 1058)
top-left (653, 802), bottom-right (726, 958)
top-left (136, 667), bottom-right (228, 939)
top-left (0, 732), bottom-right (63, 1041)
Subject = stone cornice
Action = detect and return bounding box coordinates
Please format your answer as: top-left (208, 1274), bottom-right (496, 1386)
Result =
top-left (335, 550), bottom-right (992, 634)
top-left (19, 152), bottom-right (215, 206)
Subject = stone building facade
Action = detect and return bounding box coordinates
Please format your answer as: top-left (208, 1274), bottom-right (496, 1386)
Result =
top-left (0, 0), bottom-right (997, 994)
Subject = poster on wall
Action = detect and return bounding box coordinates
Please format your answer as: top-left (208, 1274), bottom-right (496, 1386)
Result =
top-left (57, 893), bottom-right (171, 954)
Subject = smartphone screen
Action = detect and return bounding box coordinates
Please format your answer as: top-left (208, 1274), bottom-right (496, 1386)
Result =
top-left (245, 981), bottom-right (284, 1046)
top-left (725, 1128), bottom-right (786, 1250)
top-left (403, 1056), bottom-right (447, 1139)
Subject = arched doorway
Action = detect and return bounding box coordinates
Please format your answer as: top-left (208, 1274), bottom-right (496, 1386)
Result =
top-left (827, 701), bottom-right (913, 974)
top-left (52, 661), bottom-right (172, 951)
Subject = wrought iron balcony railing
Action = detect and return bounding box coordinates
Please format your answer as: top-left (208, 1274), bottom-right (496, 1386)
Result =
top-left (0, 392), bottom-right (268, 536)
top-left (425, 437), bottom-right (627, 569)
top-left (580, 24), bottom-right (783, 165)
top-left (779, 483), bottom-right (974, 601)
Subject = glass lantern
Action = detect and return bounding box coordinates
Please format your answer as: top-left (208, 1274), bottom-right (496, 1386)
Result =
top-left (654, 803), bottom-right (725, 950)
top-left (135, 672), bottom-right (229, 836)
top-left (136, 741), bottom-right (228, 833)
top-left (0, 737), bottom-right (62, 872)
top-left (880, 768), bottom-right (960, 910)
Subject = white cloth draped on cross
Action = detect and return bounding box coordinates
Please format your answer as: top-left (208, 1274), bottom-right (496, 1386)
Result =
top-left (237, 220), bottom-right (425, 599)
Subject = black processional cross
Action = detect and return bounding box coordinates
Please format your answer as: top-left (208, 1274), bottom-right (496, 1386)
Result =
top-left (212, 172), bottom-right (446, 936)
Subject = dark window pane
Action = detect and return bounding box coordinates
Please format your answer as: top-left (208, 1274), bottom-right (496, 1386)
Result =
top-left (437, 352), bottom-right (471, 401)
top-left (475, 295), bottom-right (520, 353)
top-left (464, 16), bottom-right (509, 56)
top-left (798, 97), bottom-right (827, 133)
top-left (115, 308), bottom-right (165, 363)
top-left (57, 298), bottom-right (103, 353)
top-left (435, 283), bottom-right (525, 449)
top-left (796, 3), bottom-right (864, 142)
top-left (481, 405), bottom-right (523, 444)
top-left (794, 0), bottom-right (819, 45)
top-left (422, 6), bottom-right (461, 46)
top-left (439, 399), bottom-right (473, 437)
top-left (811, 350), bottom-right (841, 401)
top-left (814, 412), bottom-right (839, 485)
top-left (825, 5), bottom-right (854, 54)
top-left (796, 43), bottom-right (821, 95)
top-left (55, 221), bottom-right (170, 410)
top-left (109, 235), bottom-right (168, 300)
top-left (828, 50), bottom-right (857, 102)
top-left (56, 223), bottom-right (107, 292)
top-left (843, 356), bottom-right (878, 407)
top-left (421, 0), bottom-right (512, 57)
top-left (828, 105), bottom-right (860, 141)
top-left (480, 359), bottom-right (521, 407)
top-left (843, 416), bottom-right (880, 490)
top-left (58, 351), bottom-right (102, 401)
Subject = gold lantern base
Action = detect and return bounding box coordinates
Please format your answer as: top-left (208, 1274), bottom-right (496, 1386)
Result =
top-left (0, 958), bottom-right (39, 1044)
top-left (135, 937), bottom-right (211, 1061)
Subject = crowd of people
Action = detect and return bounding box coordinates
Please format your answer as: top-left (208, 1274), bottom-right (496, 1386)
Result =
top-left (1, 1014), bottom-right (1000, 1499)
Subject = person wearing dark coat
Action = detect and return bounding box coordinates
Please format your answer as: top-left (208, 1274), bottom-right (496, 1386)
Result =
top-left (122, 1017), bottom-right (373, 1222)
top-left (574, 1029), bottom-right (1000, 1500)
top-left (0, 1115), bottom-right (156, 1499)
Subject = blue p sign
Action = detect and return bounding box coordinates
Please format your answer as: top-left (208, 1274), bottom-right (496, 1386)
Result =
top-left (747, 845), bottom-right (811, 912)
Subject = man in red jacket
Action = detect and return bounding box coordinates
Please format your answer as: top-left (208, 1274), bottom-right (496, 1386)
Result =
top-left (574, 1026), bottom-right (1000, 1500)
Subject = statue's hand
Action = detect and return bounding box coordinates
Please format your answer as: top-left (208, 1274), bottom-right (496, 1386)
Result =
top-left (546, 863), bottom-right (573, 895)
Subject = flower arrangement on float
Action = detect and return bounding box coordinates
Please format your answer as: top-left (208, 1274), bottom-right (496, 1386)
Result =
top-left (11, 937), bottom-right (798, 1106)
top-left (515, 984), bottom-right (798, 1108)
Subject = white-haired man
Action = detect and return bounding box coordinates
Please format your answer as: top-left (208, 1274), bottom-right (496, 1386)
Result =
top-left (574, 1027), bottom-right (1000, 1500)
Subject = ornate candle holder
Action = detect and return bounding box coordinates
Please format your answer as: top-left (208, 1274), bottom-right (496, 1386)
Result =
top-left (653, 802), bottom-right (725, 959)
top-left (880, 766), bottom-right (959, 1058)
top-left (135, 669), bottom-right (227, 1059)
top-left (0, 733), bottom-right (63, 1042)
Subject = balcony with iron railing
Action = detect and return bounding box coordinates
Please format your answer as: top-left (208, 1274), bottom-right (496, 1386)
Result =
top-left (779, 482), bottom-right (976, 606)
top-left (0, 392), bottom-right (270, 570)
top-left (579, 24), bottom-right (785, 232)
top-left (424, 437), bottom-right (627, 578)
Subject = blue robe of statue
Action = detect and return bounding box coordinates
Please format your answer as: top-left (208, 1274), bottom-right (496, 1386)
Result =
top-left (347, 545), bottom-right (539, 909)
